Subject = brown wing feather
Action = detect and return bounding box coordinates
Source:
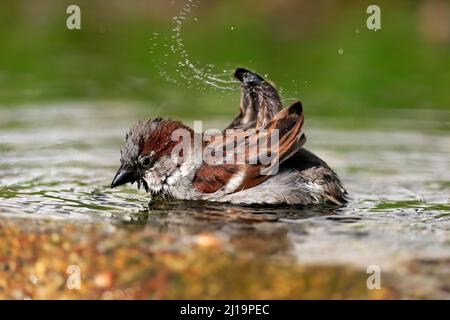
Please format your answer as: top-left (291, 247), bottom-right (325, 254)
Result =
top-left (193, 164), bottom-right (238, 193)
top-left (235, 101), bottom-right (305, 190)
top-left (226, 69), bottom-right (282, 130)
top-left (196, 101), bottom-right (305, 194)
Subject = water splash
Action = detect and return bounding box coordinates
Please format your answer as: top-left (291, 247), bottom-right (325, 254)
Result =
top-left (150, 0), bottom-right (239, 92)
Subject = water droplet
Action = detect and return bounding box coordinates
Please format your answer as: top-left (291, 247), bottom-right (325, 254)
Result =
top-left (150, 0), bottom-right (237, 93)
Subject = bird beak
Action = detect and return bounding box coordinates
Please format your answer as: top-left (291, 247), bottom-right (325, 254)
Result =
top-left (111, 167), bottom-right (136, 188)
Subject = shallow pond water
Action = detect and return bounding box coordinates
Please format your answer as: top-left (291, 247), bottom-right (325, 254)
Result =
top-left (0, 103), bottom-right (449, 299)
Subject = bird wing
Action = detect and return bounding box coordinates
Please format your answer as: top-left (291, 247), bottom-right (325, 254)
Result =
top-left (226, 68), bottom-right (282, 130)
top-left (194, 101), bottom-right (306, 194)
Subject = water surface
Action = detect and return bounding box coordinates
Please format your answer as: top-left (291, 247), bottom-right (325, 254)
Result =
top-left (0, 103), bottom-right (449, 299)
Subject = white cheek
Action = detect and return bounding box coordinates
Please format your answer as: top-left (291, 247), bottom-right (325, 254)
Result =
top-left (166, 171), bottom-right (180, 186)
top-left (179, 158), bottom-right (196, 177)
top-left (143, 171), bottom-right (159, 188)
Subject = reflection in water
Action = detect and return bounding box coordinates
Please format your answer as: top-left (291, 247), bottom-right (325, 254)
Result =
top-left (0, 103), bottom-right (449, 298)
top-left (130, 199), bottom-right (342, 258)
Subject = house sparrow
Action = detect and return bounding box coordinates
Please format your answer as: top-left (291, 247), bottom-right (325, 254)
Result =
top-left (111, 68), bottom-right (347, 205)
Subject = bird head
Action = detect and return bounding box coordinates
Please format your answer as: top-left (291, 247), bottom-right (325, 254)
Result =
top-left (111, 118), bottom-right (193, 195)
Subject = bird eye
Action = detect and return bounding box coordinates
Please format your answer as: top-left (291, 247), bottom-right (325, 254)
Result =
top-left (140, 156), bottom-right (152, 168)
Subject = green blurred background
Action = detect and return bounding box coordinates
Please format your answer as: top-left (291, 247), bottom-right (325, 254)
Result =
top-left (1, 0), bottom-right (449, 129)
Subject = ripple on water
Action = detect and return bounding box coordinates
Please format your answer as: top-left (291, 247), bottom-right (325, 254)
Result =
top-left (0, 104), bottom-right (449, 298)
